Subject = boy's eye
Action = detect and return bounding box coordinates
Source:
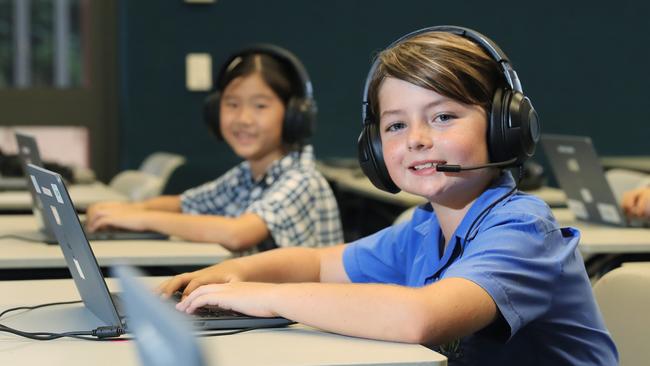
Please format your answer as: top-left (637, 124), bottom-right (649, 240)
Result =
top-left (433, 113), bottom-right (455, 123)
top-left (385, 122), bottom-right (406, 132)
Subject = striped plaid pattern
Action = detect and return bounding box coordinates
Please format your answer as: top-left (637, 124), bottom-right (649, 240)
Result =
top-left (181, 145), bottom-right (343, 255)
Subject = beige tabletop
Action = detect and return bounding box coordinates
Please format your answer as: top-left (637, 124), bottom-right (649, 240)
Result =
top-left (0, 277), bottom-right (447, 366)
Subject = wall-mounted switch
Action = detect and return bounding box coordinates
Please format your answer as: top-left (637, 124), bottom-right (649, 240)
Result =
top-left (186, 53), bottom-right (212, 91)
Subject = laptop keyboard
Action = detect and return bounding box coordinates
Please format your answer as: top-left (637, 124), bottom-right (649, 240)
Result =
top-left (171, 291), bottom-right (246, 318)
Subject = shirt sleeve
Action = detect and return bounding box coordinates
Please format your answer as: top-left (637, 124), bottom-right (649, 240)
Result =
top-left (343, 221), bottom-right (412, 285)
top-left (441, 208), bottom-right (580, 340)
top-left (245, 170), bottom-right (320, 248)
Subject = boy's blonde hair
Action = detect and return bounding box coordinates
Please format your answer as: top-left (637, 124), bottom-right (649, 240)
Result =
top-left (367, 31), bottom-right (504, 118)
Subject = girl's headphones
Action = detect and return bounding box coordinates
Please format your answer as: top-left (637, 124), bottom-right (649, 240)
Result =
top-left (203, 44), bottom-right (317, 146)
top-left (358, 25), bottom-right (540, 193)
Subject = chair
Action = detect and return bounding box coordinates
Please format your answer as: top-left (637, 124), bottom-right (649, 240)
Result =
top-left (593, 263), bottom-right (650, 365)
top-left (394, 206), bottom-right (417, 225)
top-left (139, 152), bottom-right (186, 183)
top-left (109, 170), bottom-right (164, 201)
top-left (605, 168), bottom-right (649, 204)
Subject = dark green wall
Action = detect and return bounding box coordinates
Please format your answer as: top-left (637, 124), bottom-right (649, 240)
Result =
top-left (118, 0), bottom-right (650, 189)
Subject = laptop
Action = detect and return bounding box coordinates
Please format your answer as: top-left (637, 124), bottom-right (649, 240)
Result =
top-left (26, 163), bottom-right (293, 331)
top-left (541, 134), bottom-right (648, 227)
top-left (15, 132), bottom-right (168, 243)
top-left (112, 265), bottom-right (206, 366)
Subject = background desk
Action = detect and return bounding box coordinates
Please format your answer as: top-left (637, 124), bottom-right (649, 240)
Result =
top-left (553, 208), bottom-right (650, 277)
top-left (317, 161), bottom-right (567, 208)
top-left (552, 208), bottom-right (650, 256)
top-left (0, 277), bottom-right (447, 366)
top-left (601, 155), bottom-right (650, 174)
top-left (0, 182), bottom-right (127, 213)
top-left (0, 215), bottom-right (231, 279)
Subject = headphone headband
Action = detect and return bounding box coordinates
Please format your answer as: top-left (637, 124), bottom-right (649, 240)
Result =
top-left (362, 25), bottom-right (522, 126)
top-left (216, 44), bottom-right (314, 99)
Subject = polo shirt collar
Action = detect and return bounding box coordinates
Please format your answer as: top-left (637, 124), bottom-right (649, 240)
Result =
top-left (451, 171), bottom-right (517, 244)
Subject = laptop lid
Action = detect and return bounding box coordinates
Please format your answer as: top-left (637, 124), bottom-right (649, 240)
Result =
top-left (113, 265), bottom-right (206, 366)
top-left (15, 133), bottom-right (56, 235)
top-left (27, 163), bottom-right (293, 331)
top-left (541, 134), bottom-right (626, 226)
top-left (26, 163), bottom-right (122, 327)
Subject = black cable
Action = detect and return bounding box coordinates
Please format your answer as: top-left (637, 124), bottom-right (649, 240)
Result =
top-left (1, 299), bottom-right (295, 341)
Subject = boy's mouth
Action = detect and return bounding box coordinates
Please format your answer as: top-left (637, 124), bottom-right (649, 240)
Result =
top-left (409, 160), bottom-right (446, 171)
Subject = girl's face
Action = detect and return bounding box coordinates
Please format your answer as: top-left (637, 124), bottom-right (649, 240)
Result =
top-left (220, 72), bottom-right (286, 165)
top-left (378, 77), bottom-right (495, 207)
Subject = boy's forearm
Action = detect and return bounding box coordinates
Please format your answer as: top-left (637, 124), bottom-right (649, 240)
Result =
top-left (228, 247), bottom-right (324, 283)
top-left (268, 282), bottom-right (438, 344)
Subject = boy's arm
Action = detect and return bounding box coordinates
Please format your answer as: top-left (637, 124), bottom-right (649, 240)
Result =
top-left (179, 276), bottom-right (497, 345)
top-left (158, 245), bottom-right (349, 297)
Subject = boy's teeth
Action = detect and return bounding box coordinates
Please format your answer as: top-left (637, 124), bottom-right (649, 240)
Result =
top-left (414, 162), bottom-right (434, 170)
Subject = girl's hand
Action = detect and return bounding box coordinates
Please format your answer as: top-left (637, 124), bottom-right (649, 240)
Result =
top-left (622, 187), bottom-right (650, 219)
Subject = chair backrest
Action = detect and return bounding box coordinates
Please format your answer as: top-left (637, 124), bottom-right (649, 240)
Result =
top-left (394, 206), bottom-right (417, 225)
top-left (109, 170), bottom-right (164, 201)
top-left (139, 152), bottom-right (186, 181)
top-left (593, 263), bottom-right (650, 366)
top-left (605, 168), bottom-right (649, 204)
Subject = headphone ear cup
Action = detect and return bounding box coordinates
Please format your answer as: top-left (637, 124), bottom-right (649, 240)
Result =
top-left (357, 122), bottom-right (400, 193)
top-left (283, 97), bottom-right (316, 145)
top-left (488, 88), bottom-right (540, 167)
top-left (203, 92), bottom-right (223, 139)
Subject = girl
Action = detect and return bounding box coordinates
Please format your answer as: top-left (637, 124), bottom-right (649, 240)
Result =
top-left (160, 28), bottom-right (618, 365)
top-left (86, 45), bottom-right (343, 255)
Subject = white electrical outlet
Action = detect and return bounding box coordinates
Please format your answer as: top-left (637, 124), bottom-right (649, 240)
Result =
top-left (185, 53), bottom-right (212, 91)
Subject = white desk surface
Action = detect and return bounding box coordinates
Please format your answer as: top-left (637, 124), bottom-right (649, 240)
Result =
top-left (0, 182), bottom-right (127, 212)
top-left (0, 277), bottom-right (447, 366)
top-left (601, 155), bottom-right (650, 174)
top-left (553, 208), bottom-right (650, 255)
top-left (0, 215), bottom-right (231, 269)
top-left (317, 161), bottom-right (567, 208)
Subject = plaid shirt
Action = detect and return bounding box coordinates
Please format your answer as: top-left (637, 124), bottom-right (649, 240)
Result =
top-left (180, 145), bottom-right (343, 255)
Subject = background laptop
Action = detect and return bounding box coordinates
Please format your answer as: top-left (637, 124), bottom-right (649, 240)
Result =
top-left (113, 265), bottom-right (206, 366)
top-left (15, 132), bottom-right (167, 243)
top-left (541, 134), bottom-right (646, 227)
top-left (27, 163), bottom-right (292, 331)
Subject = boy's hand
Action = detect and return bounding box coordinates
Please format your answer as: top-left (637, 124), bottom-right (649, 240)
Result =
top-left (175, 282), bottom-right (279, 318)
top-left (156, 262), bottom-right (246, 300)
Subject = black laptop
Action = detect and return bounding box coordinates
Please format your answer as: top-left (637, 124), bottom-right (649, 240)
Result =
top-left (27, 163), bottom-right (292, 331)
top-left (15, 132), bottom-right (167, 243)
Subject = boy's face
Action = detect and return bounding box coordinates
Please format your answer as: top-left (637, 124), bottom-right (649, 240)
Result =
top-left (220, 73), bottom-right (286, 164)
top-left (378, 77), bottom-right (493, 206)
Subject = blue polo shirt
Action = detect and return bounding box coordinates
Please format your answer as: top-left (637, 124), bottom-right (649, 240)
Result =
top-left (343, 172), bottom-right (618, 365)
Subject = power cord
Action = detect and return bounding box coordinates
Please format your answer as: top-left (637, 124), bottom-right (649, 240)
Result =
top-left (0, 300), bottom-right (295, 341)
top-left (0, 234), bottom-right (49, 243)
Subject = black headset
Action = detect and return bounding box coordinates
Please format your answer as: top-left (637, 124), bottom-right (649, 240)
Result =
top-left (358, 25), bottom-right (540, 193)
top-left (203, 44), bottom-right (317, 146)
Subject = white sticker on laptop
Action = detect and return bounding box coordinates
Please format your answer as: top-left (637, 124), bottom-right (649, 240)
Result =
top-left (73, 258), bottom-right (86, 280)
top-left (566, 158), bottom-right (580, 172)
top-left (51, 183), bottom-right (64, 204)
top-left (42, 186), bottom-right (52, 197)
top-left (580, 188), bottom-right (593, 203)
top-left (50, 205), bottom-right (62, 226)
top-left (567, 199), bottom-right (588, 220)
top-left (29, 175), bottom-right (41, 194)
top-left (597, 203), bottom-right (623, 225)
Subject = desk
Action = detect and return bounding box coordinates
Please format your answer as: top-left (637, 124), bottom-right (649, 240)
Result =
top-left (553, 208), bottom-right (650, 256)
top-left (0, 215), bottom-right (230, 270)
top-left (317, 161), bottom-right (567, 208)
top-left (0, 182), bottom-right (127, 213)
top-left (0, 277), bottom-right (447, 366)
top-left (601, 156), bottom-right (650, 174)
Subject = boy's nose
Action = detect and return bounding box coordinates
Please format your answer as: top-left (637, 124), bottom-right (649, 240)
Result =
top-left (407, 124), bottom-right (433, 151)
